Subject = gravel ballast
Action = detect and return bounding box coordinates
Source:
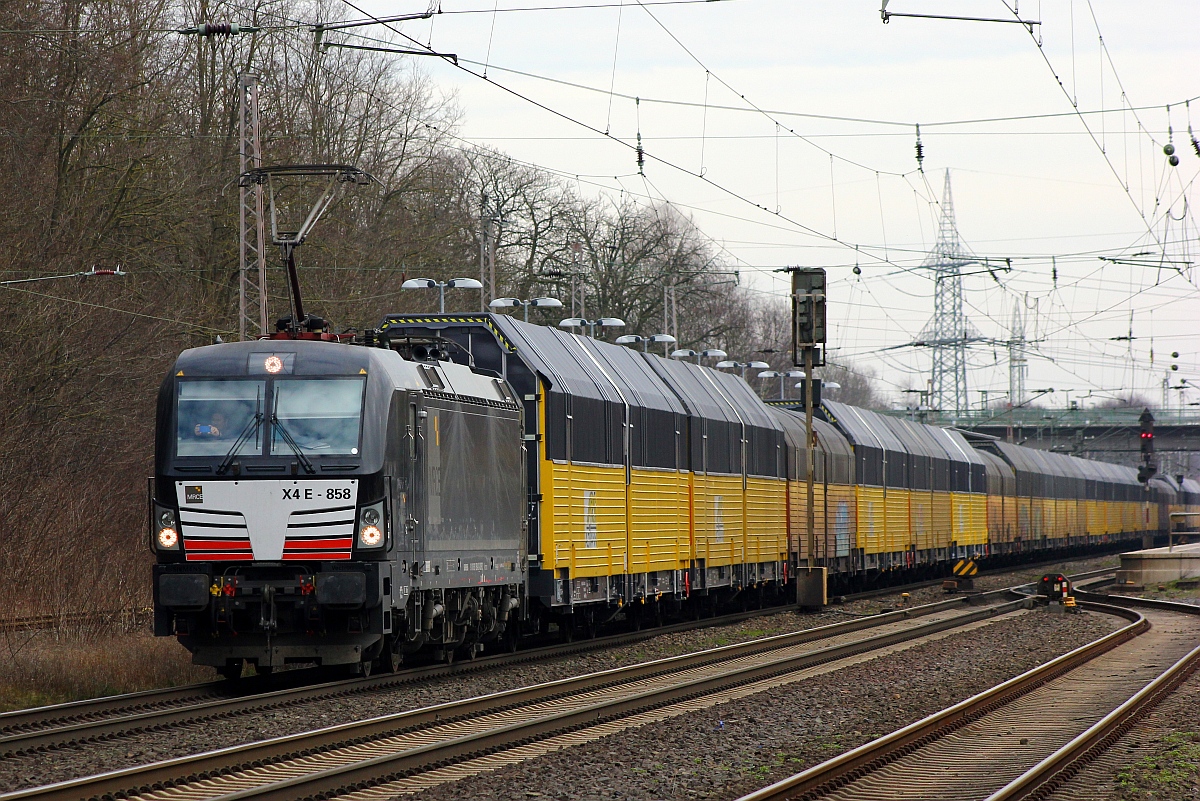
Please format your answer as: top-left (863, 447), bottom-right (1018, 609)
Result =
top-left (401, 609), bottom-right (1123, 801)
top-left (0, 556), bottom-right (1118, 792)
top-left (1047, 640), bottom-right (1200, 801)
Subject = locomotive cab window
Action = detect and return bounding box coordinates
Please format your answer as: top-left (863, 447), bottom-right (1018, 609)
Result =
top-left (270, 378), bottom-right (365, 456)
top-left (176, 380), bottom-right (266, 457)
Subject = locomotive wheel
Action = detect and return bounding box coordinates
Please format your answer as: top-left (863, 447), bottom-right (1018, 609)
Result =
top-left (359, 658), bottom-right (373, 677)
top-left (504, 625), bottom-right (520, 653)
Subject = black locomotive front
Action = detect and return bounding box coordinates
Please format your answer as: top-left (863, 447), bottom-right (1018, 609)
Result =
top-left (152, 337), bottom-right (527, 676)
top-left (151, 340), bottom-right (401, 676)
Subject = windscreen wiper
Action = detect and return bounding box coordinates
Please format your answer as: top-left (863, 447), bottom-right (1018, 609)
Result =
top-left (271, 414), bottom-right (316, 474)
top-left (217, 404), bottom-right (264, 475)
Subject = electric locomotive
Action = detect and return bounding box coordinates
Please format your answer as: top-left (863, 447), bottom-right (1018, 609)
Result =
top-left (150, 339), bottom-right (525, 677)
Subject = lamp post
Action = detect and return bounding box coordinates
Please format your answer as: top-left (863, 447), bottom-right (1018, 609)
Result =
top-left (758, 369), bottom-right (806, 400)
top-left (489, 296), bottom-right (563, 323)
top-left (715, 360), bottom-right (771, 382)
top-left (558, 316), bottom-right (625, 338)
top-left (615, 333), bottom-right (676, 355)
top-left (670, 347), bottom-right (727, 365)
top-left (401, 277), bottom-right (483, 313)
top-left (670, 348), bottom-right (698, 362)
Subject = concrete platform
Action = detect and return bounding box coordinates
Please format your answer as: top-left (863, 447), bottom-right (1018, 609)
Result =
top-left (1114, 542), bottom-right (1200, 587)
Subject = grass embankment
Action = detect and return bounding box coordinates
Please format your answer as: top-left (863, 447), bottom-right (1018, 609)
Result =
top-left (0, 625), bottom-right (210, 712)
top-left (1117, 732), bottom-right (1200, 798)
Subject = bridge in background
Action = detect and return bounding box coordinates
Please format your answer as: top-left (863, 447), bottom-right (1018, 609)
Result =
top-left (883, 406), bottom-right (1200, 478)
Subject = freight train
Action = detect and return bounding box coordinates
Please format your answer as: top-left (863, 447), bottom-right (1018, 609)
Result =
top-left (150, 313), bottom-right (1200, 677)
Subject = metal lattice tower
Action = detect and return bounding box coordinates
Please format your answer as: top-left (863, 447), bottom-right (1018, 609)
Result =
top-left (1009, 297), bottom-right (1028, 409)
top-left (238, 73), bottom-right (268, 340)
top-left (920, 170), bottom-right (977, 416)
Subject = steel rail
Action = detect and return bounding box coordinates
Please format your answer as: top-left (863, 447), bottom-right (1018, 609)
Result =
top-left (209, 601), bottom-right (1033, 801)
top-left (0, 566), bottom-right (1115, 755)
top-left (0, 600), bottom-right (808, 749)
top-left (0, 598), bottom-right (900, 754)
top-left (983, 593), bottom-right (1200, 801)
top-left (2, 595), bottom-right (1034, 801)
top-left (734, 600), bottom-right (1146, 801)
top-left (0, 608), bottom-right (151, 634)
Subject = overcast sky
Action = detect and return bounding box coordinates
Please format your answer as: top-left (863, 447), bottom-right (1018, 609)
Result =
top-left (353, 0), bottom-right (1200, 410)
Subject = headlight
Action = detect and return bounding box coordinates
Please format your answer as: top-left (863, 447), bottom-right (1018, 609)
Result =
top-left (357, 501), bottom-right (386, 548)
top-left (359, 525), bottom-right (383, 547)
top-left (158, 526), bottom-right (179, 548)
top-left (154, 505), bottom-right (179, 550)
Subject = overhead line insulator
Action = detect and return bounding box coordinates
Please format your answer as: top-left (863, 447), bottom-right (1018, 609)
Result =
top-left (178, 22), bottom-right (259, 36)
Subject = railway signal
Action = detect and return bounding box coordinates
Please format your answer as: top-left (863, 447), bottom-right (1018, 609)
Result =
top-left (790, 267), bottom-right (828, 607)
top-left (1138, 408), bottom-right (1157, 483)
top-left (1139, 408), bottom-right (1155, 455)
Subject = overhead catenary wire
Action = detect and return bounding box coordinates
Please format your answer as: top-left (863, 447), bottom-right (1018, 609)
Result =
top-left (323, 0), bottom-right (921, 275)
top-left (37, 3), bottom-right (1190, 402)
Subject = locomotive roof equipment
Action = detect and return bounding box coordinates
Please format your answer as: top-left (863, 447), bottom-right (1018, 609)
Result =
top-left (237, 164), bottom-right (375, 338)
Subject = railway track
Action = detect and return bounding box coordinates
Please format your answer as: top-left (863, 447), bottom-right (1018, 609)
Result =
top-left (0, 604), bottom-right (773, 754)
top-left (0, 609), bottom-right (151, 635)
top-left (2, 563), bottom-right (1112, 760)
top-left (735, 593), bottom-right (1200, 801)
top-left (2, 587), bottom-right (1040, 800)
top-left (1, 593), bottom-right (837, 752)
top-left (0, 594), bottom-right (946, 756)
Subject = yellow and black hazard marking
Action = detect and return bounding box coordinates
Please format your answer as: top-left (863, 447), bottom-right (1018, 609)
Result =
top-left (952, 558), bottom-right (978, 577)
top-left (378, 314), bottom-right (516, 352)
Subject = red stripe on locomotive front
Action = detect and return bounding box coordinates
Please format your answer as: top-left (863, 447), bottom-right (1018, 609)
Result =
top-left (184, 539), bottom-right (253, 551)
top-left (185, 553), bottom-right (252, 561)
top-left (282, 552), bottom-right (352, 561)
top-left (283, 538), bottom-right (354, 550)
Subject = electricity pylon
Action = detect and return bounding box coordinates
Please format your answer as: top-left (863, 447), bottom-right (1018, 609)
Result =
top-left (920, 170), bottom-right (977, 415)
